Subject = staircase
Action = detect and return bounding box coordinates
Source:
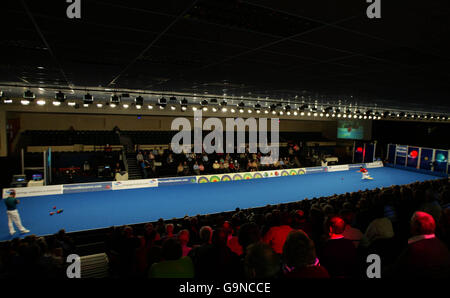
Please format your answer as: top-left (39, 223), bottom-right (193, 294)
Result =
top-left (119, 134), bottom-right (142, 180)
top-left (126, 153), bottom-right (143, 180)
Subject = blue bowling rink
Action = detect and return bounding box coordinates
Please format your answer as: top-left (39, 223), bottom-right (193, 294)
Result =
top-left (0, 167), bottom-right (442, 241)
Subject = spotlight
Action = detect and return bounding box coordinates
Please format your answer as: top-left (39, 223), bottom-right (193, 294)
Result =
top-left (21, 99), bottom-right (31, 105)
top-left (221, 107), bottom-right (228, 112)
top-left (212, 107), bottom-right (217, 112)
top-left (136, 105), bottom-right (142, 109)
top-left (239, 108), bottom-right (244, 113)
top-left (52, 101), bottom-right (61, 106)
top-left (230, 108), bottom-right (236, 113)
top-left (3, 98), bottom-right (12, 104)
top-left (148, 105), bottom-right (153, 110)
top-left (202, 107), bottom-right (208, 111)
top-left (67, 102), bottom-right (76, 107)
top-left (97, 103), bottom-right (103, 108)
top-left (192, 107), bottom-right (198, 111)
top-left (279, 111), bottom-right (284, 115)
top-left (123, 104), bottom-right (129, 109)
top-left (36, 99), bottom-right (46, 106)
top-left (83, 103), bottom-right (89, 108)
top-left (300, 112), bottom-right (305, 116)
top-left (170, 106), bottom-right (176, 111)
top-left (110, 103), bottom-right (117, 108)
top-left (264, 110), bottom-right (269, 114)
top-left (181, 106), bottom-right (187, 111)
top-left (293, 111), bottom-right (298, 116)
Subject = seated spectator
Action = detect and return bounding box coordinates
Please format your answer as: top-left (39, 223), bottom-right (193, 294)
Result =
top-left (244, 242), bottom-right (281, 278)
top-left (193, 161), bottom-right (200, 175)
top-left (148, 238), bottom-right (194, 278)
top-left (198, 163), bottom-right (205, 174)
top-left (319, 216), bottom-right (358, 278)
top-left (283, 230), bottom-right (330, 278)
top-left (389, 211), bottom-right (450, 278)
top-left (238, 223), bottom-right (261, 257)
top-left (340, 209), bottom-right (366, 248)
top-left (364, 205), bottom-right (395, 247)
top-left (114, 162), bottom-right (122, 174)
top-left (177, 163), bottom-right (184, 176)
top-left (178, 230), bottom-right (192, 257)
top-left (183, 161), bottom-right (190, 175)
top-left (291, 210), bottom-right (313, 237)
top-left (161, 223), bottom-right (175, 241)
top-left (263, 211), bottom-right (293, 255)
top-left (212, 160), bottom-right (220, 172)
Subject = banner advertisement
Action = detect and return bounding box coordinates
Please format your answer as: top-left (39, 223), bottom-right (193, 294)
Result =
top-left (158, 176), bottom-right (197, 186)
top-left (327, 165), bottom-right (350, 172)
top-left (365, 161), bottom-right (384, 168)
top-left (63, 182), bottom-right (113, 194)
top-left (2, 185), bottom-right (63, 199)
top-left (112, 179), bottom-right (158, 190)
top-left (305, 166), bottom-right (327, 174)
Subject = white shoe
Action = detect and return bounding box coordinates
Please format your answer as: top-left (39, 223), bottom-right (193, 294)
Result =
top-left (20, 229), bottom-right (30, 234)
top-left (10, 231), bottom-right (16, 236)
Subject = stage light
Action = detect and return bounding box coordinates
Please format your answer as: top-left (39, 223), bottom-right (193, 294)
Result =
top-left (320, 113), bottom-right (324, 117)
top-left (343, 114), bottom-right (347, 118)
top-left (221, 107), bottom-right (228, 112)
top-left (83, 103), bottom-right (89, 108)
top-left (337, 114), bottom-right (341, 118)
top-left (37, 99), bottom-right (46, 106)
top-left (212, 107), bottom-right (217, 112)
top-left (301, 112), bottom-right (305, 116)
top-left (21, 99), bottom-right (30, 105)
top-left (313, 112), bottom-right (318, 117)
top-left (265, 110), bottom-right (269, 114)
top-left (97, 103), bottom-right (103, 108)
top-left (52, 101), bottom-right (61, 106)
top-left (279, 111), bottom-right (284, 115)
top-left (293, 111), bottom-right (298, 116)
top-left (239, 108), bottom-right (244, 113)
top-left (307, 112), bottom-right (311, 116)
top-left (110, 103), bottom-right (117, 108)
top-left (203, 107), bottom-right (208, 111)
top-left (256, 110), bottom-right (261, 114)
top-left (287, 111), bottom-right (291, 115)
top-left (68, 102), bottom-right (76, 107)
top-left (159, 105), bottom-right (165, 110)
top-left (230, 108), bottom-right (236, 113)
top-left (136, 105), bottom-right (142, 109)
top-left (3, 98), bottom-right (12, 104)
top-left (170, 106), bottom-right (176, 111)
top-left (326, 113), bottom-right (330, 117)
top-left (192, 107), bottom-right (198, 111)
top-left (123, 104), bottom-right (129, 109)
top-left (148, 105), bottom-right (153, 110)
top-left (181, 106), bottom-right (187, 111)
top-left (247, 109), bottom-right (252, 113)
top-left (272, 110), bottom-right (277, 115)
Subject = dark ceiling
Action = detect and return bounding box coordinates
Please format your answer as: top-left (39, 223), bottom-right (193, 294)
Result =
top-left (1, 0), bottom-right (450, 111)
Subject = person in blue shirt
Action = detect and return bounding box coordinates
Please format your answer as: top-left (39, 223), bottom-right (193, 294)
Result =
top-left (4, 190), bottom-right (30, 236)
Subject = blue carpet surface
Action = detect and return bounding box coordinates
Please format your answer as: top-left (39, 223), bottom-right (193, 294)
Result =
top-left (0, 167), bottom-right (441, 241)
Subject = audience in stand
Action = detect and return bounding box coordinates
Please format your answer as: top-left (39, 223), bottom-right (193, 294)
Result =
top-left (1, 178), bottom-right (448, 279)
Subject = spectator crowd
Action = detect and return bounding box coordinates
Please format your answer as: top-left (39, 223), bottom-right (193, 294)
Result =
top-left (1, 177), bottom-right (448, 279)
